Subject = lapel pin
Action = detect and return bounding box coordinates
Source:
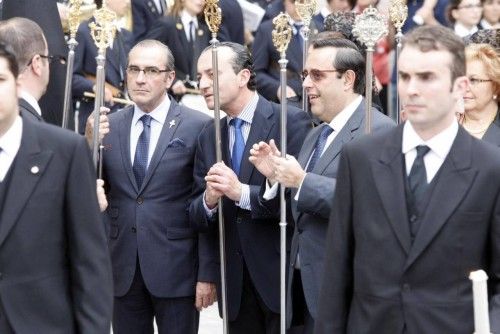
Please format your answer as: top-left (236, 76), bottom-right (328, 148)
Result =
top-left (31, 166), bottom-right (39, 174)
top-left (169, 120), bottom-right (176, 128)
top-left (197, 29), bottom-right (204, 36)
top-left (176, 23), bottom-right (183, 30)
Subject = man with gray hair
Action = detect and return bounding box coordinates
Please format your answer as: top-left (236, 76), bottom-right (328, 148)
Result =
top-left (95, 39), bottom-right (217, 334)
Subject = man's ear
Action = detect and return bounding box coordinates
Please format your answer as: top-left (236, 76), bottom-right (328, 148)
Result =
top-left (239, 68), bottom-right (251, 88)
top-left (343, 69), bottom-right (355, 91)
top-left (453, 75), bottom-right (469, 98)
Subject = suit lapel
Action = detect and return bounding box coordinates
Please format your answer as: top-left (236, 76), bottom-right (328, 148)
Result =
top-left (239, 97), bottom-right (275, 182)
top-left (372, 125), bottom-right (412, 254)
top-left (19, 98), bottom-right (42, 121)
top-left (405, 128), bottom-right (477, 269)
top-left (139, 100), bottom-right (183, 192)
top-left (297, 126), bottom-right (321, 168)
top-left (482, 117), bottom-right (500, 146)
top-left (221, 118), bottom-right (231, 166)
top-left (0, 120), bottom-right (53, 247)
top-left (118, 106), bottom-right (139, 193)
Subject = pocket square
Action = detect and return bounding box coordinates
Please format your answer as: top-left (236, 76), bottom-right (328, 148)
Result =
top-left (167, 138), bottom-right (186, 148)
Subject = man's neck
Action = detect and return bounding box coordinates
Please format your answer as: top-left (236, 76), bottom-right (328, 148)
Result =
top-left (225, 89), bottom-right (255, 118)
top-left (411, 114), bottom-right (456, 141)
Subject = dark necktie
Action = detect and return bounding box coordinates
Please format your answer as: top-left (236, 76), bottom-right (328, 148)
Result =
top-left (133, 115), bottom-right (152, 188)
top-left (306, 125), bottom-right (333, 172)
top-left (159, 0), bottom-right (166, 14)
top-left (230, 118), bottom-right (245, 175)
top-left (408, 145), bottom-right (431, 204)
top-left (293, 23), bottom-right (304, 52)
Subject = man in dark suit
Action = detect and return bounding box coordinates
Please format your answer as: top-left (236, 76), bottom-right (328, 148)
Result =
top-left (252, 0), bottom-right (308, 103)
top-left (219, 0), bottom-right (245, 44)
top-left (0, 42), bottom-right (112, 334)
top-left (132, 0), bottom-right (165, 43)
top-left (2, 0), bottom-right (68, 126)
top-left (190, 42), bottom-right (312, 333)
top-left (0, 18), bottom-right (49, 122)
top-left (250, 37), bottom-right (394, 333)
top-left (72, 0), bottom-right (133, 133)
top-left (98, 39), bottom-right (216, 334)
top-left (315, 25), bottom-right (500, 334)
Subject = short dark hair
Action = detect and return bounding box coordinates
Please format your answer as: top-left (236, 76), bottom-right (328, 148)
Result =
top-left (0, 42), bottom-right (20, 78)
top-left (402, 25), bottom-right (466, 82)
top-left (311, 36), bottom-right (366, 95)
top-left (0, 18), bottom-right (46, 69)
top-left (202, 42), bottom-right (257, 91)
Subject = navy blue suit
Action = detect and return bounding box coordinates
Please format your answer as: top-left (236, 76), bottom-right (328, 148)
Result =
top-left (102, 100), bottom-right (215, 333)
top-left (219, 0), bottom-right (245, 44)
top-left (253, 20), bottom-right (304, 102)
top-left (72, 19), bottom-right (133, 133)
top-left (146, 15), bottom-right (211, 85)
top-left (132, 0), bottom-right (164, 42)
top-left (189, 96), bottom-right (312, 324)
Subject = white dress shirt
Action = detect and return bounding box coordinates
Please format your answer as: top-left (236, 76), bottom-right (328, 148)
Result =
top-left (402, 120), bottom-right (459, 183)
top-left (19, 90), bottom-right (42, 117)
top-left (454, 22), bottom-right (479, 38)
top-left (181, 10), bottom-right (198, 42)
top-left (203, 92), bottom-right (260, 215)
top-left (130, 94), bottom-right (171, 168)
top-left (0, 116), bottom-right (23, 182)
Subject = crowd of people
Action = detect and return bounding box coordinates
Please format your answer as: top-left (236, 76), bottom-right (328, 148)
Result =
top-left (0, 0), bottom-right (498, 333)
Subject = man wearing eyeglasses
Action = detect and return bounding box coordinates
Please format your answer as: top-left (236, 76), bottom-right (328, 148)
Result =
top-left (315, 26), bottom-right (500, 334)
top-left (0, 18), bottom-right (52, 123)
top-left (249, 35), bottom-right (393, 333)
top-left (94, 39), bottom-right (216, 334)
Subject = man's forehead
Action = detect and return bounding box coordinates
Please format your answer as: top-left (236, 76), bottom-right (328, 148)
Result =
top-left (398, 46), bottom-right (452, 71)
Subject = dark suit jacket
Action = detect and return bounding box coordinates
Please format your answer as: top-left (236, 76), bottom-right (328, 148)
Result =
top-left (19, 98), bottom-right (43, 122)
top-left (252, 20), bottom-right (305, 102)
top-left (132, 0), bottom-right (164, 42)
top-left (0, 118), bottom-right (113, 333)
top-left (146, 15), bottom-right (211, 84)
top-left (189, 95), bottom-right (312, 320)
top-left (102, 100), bottom-right (216, 297)
top-left (315, 124), bottom-right (500, 334)
top-left (72, 19), bottom-right (133, 133)
top-left (482, 112), bottom-right (500, 147)
top-left (260, 100), bottom-right (394, 327)
top-left (219, 0), bottom-right (245, 44)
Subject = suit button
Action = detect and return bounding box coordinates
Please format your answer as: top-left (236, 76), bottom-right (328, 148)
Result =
top-left (131, 226), bottom-right (137, 233)
top-left (402, 283), bottom-right (411, 292)
top-left (137, 197), bottom-right (143, 204)
top-left (410, 215), bottom-right (417, 223)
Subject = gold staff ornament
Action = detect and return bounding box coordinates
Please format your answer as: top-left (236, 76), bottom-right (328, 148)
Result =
top-left (295, 0), bottom-right (317, 26)
top-left (352, 6), bottom-right (388, 134)
top-left (89, 6), bottom-right (117, 53)
top-left (272, 11), bottom-right (292, 334)
top-left (272, 13), bottom-right (293, 57)
top-left (68, 0), bottom-right (83, 39)
top-left (204, 0), bottom-right (222, 38)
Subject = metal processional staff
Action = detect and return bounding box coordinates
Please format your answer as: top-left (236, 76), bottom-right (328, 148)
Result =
top-left (204, 1), bottom-right (229, 333)
top-left (89, 2), bottom-right (116, 176)
top-left (271, 12), bottom-right (292, 334)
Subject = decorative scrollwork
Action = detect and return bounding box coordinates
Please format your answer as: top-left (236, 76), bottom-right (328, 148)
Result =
top-left (295, 0), bottom-right (317, 26)
top-left (389, 0), bottom-right (408, 32)
top-left (68, 0), bottom-right (83, 39)
top-left (272, 13), bottom-right (293, 56)
top-left (204, 0), bottom-right (222, 36)
top-left (352, 6), bottom-right (388, 51)
top-left (89, 6), bottom-right (117, 53)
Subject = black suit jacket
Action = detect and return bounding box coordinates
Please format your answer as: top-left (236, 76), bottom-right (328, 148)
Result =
top-left (315, 124), bottom-right (500, 334)
top-left (218, 0), bottom-right (245, 44)
top-left (189, 95), bottom-right (312, 320)
top-left (146, 15), bottom-right (211, 84)
top-left (102, 100), bottom-right (216, 297)
top-left (0, 118), bottom-right (113, 333)
top-left (132, 0), bottom-right (164, 42)
top-left (482, 112), bottom-right (500, 147)
top-left (19, 98), bottom-right (43, 122)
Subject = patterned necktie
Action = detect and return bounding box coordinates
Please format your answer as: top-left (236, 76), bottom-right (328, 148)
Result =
top-left (306, 125), bottom-right (333, 172)
top-left (133, 115), bottom-right (152, 188)
top-left (230, 118), bottom-right (245, 175)
top-left (408, 145), bottom-right (431, 204)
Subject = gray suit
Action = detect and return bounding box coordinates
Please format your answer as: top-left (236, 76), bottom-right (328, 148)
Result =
top-left (262, 99), bottom-right (394, 331)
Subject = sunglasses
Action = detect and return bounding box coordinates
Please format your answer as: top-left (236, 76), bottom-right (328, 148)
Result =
top-left (301, 69), bottom-right (339, 82)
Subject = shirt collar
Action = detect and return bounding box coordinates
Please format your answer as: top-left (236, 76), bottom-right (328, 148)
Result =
top-left (19, 90), bottom-right (42, 116)
top-left (181, 10), bottom-right (198, 28)
top-left (329, 95), bottom-right (362, 132)
top-left (132, 94), bottom-right (171, 126)
top-left (402, 119), bottom-right (459, 159)
top-left (454, 22), bottom-right (478, 37)
top-left (0, 115), bottom-right (23, 158)
top-left (227, 92), bottom-right (259, 125)
top-left (320, 6), bottom-right (331, 18)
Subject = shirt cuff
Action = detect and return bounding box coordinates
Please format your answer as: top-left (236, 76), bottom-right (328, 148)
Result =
top-left (236, 184), bottom-right (251, 210)
top-left (263, 179), bottom-right (279, 200)
top-left (294, 173), bottom-right (308, 202)
top-left (203, 191), bottom-right (218, 217)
